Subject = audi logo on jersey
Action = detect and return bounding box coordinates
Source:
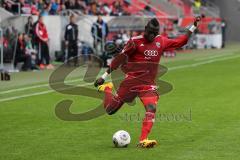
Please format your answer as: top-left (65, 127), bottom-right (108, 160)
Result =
top-left (144, 50), bottom-right (158, 57)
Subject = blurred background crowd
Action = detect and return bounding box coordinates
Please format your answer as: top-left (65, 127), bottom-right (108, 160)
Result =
top-left (0, 0), bottom-right (231, 72)
top-left (1, 0), bottom-right (214, 16)
top-left (1, 0), bottom-right (132, 16)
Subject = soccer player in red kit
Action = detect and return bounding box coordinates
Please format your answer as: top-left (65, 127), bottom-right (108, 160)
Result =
top-left (94, 17), bottom-right (201, 148)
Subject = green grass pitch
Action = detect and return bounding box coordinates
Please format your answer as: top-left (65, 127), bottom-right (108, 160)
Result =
top-left (0, 44), bottom-right (240, 160)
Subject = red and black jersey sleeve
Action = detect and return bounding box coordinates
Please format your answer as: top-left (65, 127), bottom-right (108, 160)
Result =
top-left (162, 35), bottom-right (189, 51)
top-left (109, 39), bottom-right (136, 71)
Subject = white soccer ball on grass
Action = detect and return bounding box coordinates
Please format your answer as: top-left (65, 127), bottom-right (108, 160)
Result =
top-left (112, 130), bottom-right (131, 147)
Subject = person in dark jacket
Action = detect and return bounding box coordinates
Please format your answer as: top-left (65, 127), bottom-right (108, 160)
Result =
top-left (64, 14), bottom-right (79, 65)
top-left (25, 16), bottom-right (35, 47)
top-left (91, 16), bottom-right (109, 53)
top-left (221, 19), bottom-right (227, 48)
top-left (14, 33), bottom-right (32, 71)
top-left (25, 16), bottom-right (34, 36)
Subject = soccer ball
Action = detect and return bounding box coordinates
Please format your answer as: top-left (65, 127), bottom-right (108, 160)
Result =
top-left (112, 130), bottom-right (131, 147)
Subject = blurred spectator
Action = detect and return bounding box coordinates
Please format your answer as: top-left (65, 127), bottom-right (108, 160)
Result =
top-left (64, 14), bottom-right (79, 65)
top-left (193, 0), bottom-right (201, 15)
top-left (34, 16), bottom-right (54, 69)
top-left (14, 33), bottom-right (32, 71)
top-left (143, 5), bottom-right (155, 16)
top-left (24, 34), bottom-right (39, 70)
top-left (91, 16), bottom-right (109, 53)
top-left (37, 0), bottom-right (45, 11)
top-left (111, 0), bottom-right (124, 16)
top-left (88, 1), bottom-right (98, 15)
top-left (208, 20), bottom-right (218, 34)
top-left (102, 3), bottom-right (112, 16)
top-left (81, 41), bottom-right (94, 62)
top-left (25, 16), bottom-right (34, 36)
top-left (113, 30), bottom-right (131, 45)
top-left (30, 0), bottom-right (40, 15)
top-left (19, 0), bottom-right (32, 14)
top-left (65, 0), bottom-right (78, 10)
top-left (49, 0), bottom-right (60, 15)
top-left (40, 2), bottom-right (51, 16)
top-left (221, 19), bottom-right (227, 48)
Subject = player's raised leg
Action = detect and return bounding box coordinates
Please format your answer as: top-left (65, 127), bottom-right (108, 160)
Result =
top-left (138, 91), bottom-right (159, 148)
top-left (97, 82), bottom-right (124, 115)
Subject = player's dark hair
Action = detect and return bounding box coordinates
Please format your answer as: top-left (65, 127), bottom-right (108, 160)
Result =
top-left (150, 18), bottom-right (159, 27)
top-left (146, 18), bottom-right (160, 33)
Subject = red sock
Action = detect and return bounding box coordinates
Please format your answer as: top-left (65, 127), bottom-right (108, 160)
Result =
top-left (104, 87), bottom-right (113, 109)
top-left (140, 112), bottom-right (155, 141)
top-left (103, 87), bottom-right (124, 115)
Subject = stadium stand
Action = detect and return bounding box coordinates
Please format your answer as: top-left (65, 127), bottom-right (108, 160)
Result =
top-left (0, 0), bottom-right (223, 72)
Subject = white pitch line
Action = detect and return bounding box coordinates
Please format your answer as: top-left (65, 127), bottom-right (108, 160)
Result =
top-left (0, 90), bottom-right (53, 102)
top-left (0, 83), bottom-right (92, 102)
top-left (0, 54), bottom-right (240, 103)
top-left (194, 53), bottom-right (234, 61)
top-left (0, 53), bottom-right (238, 95)
top-left (169, 54), bottom-right (240, 70)
top-left (0, 78), bottom-right (84, 95)
top-left (0, 83), bottom-right (49, 95)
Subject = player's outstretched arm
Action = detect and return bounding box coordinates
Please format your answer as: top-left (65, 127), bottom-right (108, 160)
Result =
top-left (94, 54), bottom-right (128, 87)
top-left (94, 39), bottom-right (136, 87)
top-left (163, 16), bottom-right (202, 51)
top-left (94, 59), bottom-right (122, 87)
top-left (186, 16), bottom-right (202, 37)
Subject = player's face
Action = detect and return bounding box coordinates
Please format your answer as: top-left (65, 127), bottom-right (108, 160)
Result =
top-left (144, 27), bottom-right (159, 42)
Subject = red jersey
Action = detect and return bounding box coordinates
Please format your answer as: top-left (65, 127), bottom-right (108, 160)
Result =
top-left (35, 21), bottom-right (48, 42)
top-left (110, 34), bottom-right (189, 87)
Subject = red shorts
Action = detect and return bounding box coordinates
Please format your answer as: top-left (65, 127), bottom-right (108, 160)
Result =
top-left (116, 79), bottom-right (159, 106)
